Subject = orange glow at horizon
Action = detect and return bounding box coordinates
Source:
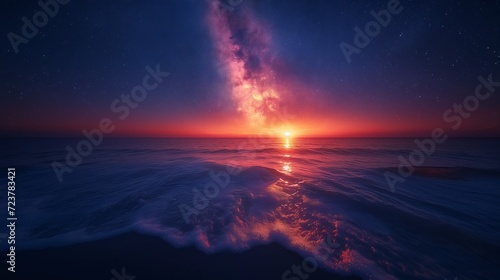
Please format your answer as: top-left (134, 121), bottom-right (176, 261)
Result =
top-left (19, 104), bottom-right (491, 137)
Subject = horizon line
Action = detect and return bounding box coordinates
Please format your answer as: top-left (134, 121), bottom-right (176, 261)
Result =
top-left (2, 135), bottom-right (500, 139)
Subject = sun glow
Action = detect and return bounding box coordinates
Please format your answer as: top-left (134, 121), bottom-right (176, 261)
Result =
top-left (283, 131), bottom-right (291, 149)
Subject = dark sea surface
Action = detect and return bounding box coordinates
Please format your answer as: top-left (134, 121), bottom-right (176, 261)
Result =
top-left (1, 138), bottom-right (499, 279)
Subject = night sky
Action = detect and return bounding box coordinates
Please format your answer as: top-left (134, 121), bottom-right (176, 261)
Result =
top-left (1, 0), bottom-right (499, 137)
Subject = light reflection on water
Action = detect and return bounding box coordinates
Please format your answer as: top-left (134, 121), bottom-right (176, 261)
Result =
top-left (282, 136), bottom-right (292, 174)
top-left (2, 138), bottom-right (500, 279)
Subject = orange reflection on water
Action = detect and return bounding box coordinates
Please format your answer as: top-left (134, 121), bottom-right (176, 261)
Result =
top-left (282, 162), bottom-right (292, 173)
top-left (282, 136), bottom-right (292, 173)
top-left (216, 135), bottom-right (352, 270)
top-left (284, 138), bottom-right (290, 149)
top-left (283, 132), bottom-right (292, 149)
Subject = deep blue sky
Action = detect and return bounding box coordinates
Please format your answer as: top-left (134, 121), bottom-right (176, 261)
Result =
top-left (1, 0), bottom-right (499, 136)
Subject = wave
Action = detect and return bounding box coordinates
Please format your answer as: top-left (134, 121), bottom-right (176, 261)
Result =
top-left (383, 166), bottom-right (500, 179)
top-left (2, 138), bottom-right (500, 279)
top-left (93, 147), bottom-right (415, 156)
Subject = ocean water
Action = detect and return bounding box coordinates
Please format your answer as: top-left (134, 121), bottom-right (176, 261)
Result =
top-left (1, 137), bottom-right (500, 279)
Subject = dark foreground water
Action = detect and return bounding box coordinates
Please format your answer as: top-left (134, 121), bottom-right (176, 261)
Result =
top-left (1, 138), bottom-right (499, 279)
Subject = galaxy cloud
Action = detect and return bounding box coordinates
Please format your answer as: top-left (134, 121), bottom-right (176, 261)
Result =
top-left (206, 0), bottom-right (283, 128)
